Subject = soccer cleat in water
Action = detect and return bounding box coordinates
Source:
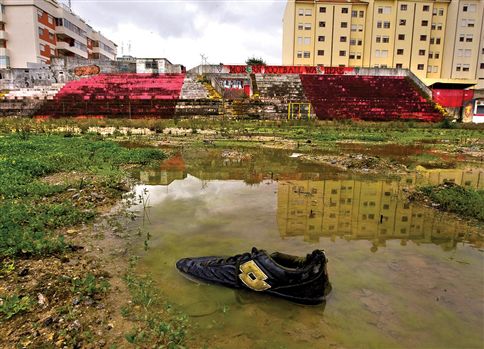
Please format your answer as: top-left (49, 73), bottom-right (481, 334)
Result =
top-left (176, 247), bottom-right (331, 305)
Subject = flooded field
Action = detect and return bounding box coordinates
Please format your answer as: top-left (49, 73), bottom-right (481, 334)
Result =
top-left (131, 149), bottom-right (483, 349)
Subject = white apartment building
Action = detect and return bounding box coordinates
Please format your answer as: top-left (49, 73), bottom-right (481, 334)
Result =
top-left (0, 0), bottom-right (117, 69)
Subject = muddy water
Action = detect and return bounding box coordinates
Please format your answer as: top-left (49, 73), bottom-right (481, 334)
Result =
top-left (131, 149), bottom-right (483, 349)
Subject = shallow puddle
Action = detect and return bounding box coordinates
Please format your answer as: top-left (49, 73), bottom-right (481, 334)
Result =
top-left (131, 149), bottom-right (483, 349)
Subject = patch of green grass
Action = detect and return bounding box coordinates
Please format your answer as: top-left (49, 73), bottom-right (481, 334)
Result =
top-left (71, 273), bottom-right (110, 299)
top-left (420, 184), bottom-right (484, 221)
top-left (0, 134), bottom-right (166, 257)
top-left (0, 295), bottom-right (33, 320)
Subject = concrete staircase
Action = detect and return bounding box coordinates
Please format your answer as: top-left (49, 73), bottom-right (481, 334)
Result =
top-left (180, 76), bottom-right (209, 99)
top-left (254, 74), bottom-right (311, 119)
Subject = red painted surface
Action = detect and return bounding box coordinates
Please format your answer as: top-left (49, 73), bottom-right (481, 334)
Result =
top-left (37, 73), bottom-right (186, 118)
top-left (39, 28), bottom-right (56, 45)
top-left (432, 89), bottom-right (474, 108)
top-left (300, 75), bottom-right (443, 122)
top-left (225, 65), bottom-right (355, 75)
top-left (38, 11), bottom-right (56, 30)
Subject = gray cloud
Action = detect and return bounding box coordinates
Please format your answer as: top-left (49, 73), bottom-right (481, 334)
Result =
top-left (68, 0), bottom-right (286, 66)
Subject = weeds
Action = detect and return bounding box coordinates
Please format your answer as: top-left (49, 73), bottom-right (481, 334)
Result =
top-left (419, 184), bottom-right (484, 221)
top-left (122, 258), bottom-right (188, 347)
top-left (71, 273), bottom-right (110, 299)
top-left (0, 295), bottom-right (33, 320)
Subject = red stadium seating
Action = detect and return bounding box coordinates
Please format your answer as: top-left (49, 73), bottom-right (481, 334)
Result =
top-left (37, 73), bottom-right (185, 118)
top-left (300, 75), bottom-right (443, 122)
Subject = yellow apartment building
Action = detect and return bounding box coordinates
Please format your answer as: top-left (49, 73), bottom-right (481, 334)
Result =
top-left (282, 0), bottom-right (484, 88)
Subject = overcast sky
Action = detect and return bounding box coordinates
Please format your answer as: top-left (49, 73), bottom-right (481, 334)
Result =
top-left (69, 0), bottom-right (286, 68)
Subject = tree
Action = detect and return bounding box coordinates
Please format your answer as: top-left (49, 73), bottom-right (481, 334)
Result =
top-left (245, 57), bottom-right (266, 66)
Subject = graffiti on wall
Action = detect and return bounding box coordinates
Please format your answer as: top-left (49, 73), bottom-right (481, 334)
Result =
top-left (224, 65), bottom-right (354, 75)
top-left (74, 65), bottom-right (101, 77)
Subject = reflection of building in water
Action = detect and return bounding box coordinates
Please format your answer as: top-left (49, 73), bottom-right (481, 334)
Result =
top-left (137, 154), bottom-right (187, 185)
top-left (415, 166), bottom-right (483, 189)
top-left (277, 169), bottom-right (482, 249)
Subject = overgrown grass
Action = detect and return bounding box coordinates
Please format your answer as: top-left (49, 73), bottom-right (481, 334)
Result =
top-left (419, 184), bottom-right (484, 221)
top-left (121, 258), bottom-right (188, 348)
top-left (0, 134), bottom-right (166, 257)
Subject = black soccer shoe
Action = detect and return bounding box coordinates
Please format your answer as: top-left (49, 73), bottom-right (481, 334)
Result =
top-left (176, 247), bottom-right (331, 305)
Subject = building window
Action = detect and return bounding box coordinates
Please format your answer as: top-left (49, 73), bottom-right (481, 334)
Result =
top-left (339, 50), bottom-right (346, 56)
top-left (400, 4), bottom-right (407, 11)
top-left (39, 43), bottom-right (46, 52)
top-left (456, 64), bottom-right (461, 71)
top-left (430, 37), bottom-right (435, 44)
top-left (319, 7), bottom-right (326, 13)
top-left (318, 50), bottom-right (324, 56)
top-left (427, 65), bottom-right (432, 73)
top-left (398, 34), bottom-right (405, 40)
top-left (318, 36), bottom-right (325, 42)
top-left (48, 15), bottom-right (54, 24)
top-left (462, 64), bottom-right (470, 72)
top-left (304, 23), bottom-right (311, 30)
top-left (358, 25), bottom-right (363, 32)
top-left (480, 63), bottom-right (484, 69)
top-left (421, 20), bottom-right (428, 27)
top-left (359, 11), bottom-right (364, 18)
top-left (383, 21), bottom-right (390, 28)
top-left (435, 53), bottom-right (440, 59)
top-left (438, 9), bottom-right (444, 16)
top-left (305, 9), bottom-right (312, 16)
top-left (419, 49), bottom-right (426, 56)
top-left (420, 35), bottom-right (427, 41)
top-left (49, 32), bottom-right (55, 41)
top-left (464, 49), bottom-right (472, 57)
top-left (351, 24), bottom-right (358, 32)
top-left (297, 37), bottom-right (302, 44)
top-left (423, 5), bottom-right (430, 11)
top-left (396, 63), bottom-right (403, 69)
top-left (437, 24), bottom-right (442, 30)
top-left (397, 49), bottom-right (404, 55)
top-left (298, 23), bottom-right (303, 30)
top-left (431, 23), bottom-right (436, 30)
top-left (37, 9), bottom-right (44, 20)
top-left (303, 51), bottom-right (311, 58)
top-left (349, 52), bottom-right (355, 59)
top-left (433, 66), bottom-right (438, 73)
top-left (350, 39), bottom-right (356, 45)
top-left (357, 40), bottom-right (363, 45)
top-left (399, 19), bottom-right (406, 26)
top-left (297, 51), bottom-right (302, 58)
top-left (356, 53), bottom-right (361, 59)
top-left (340, 36), bottom-right (347, 42)
top-left (429, 52), bottom-right (434, 59)
top-left (433, 8), bottom-right (438, 16)
top-left (377, 21), bottom-right (382, 28)
top-left (351, 10), bottom-right (357, 18)
top-left (341, 22), bottom-right (348, 28)
top-left (376, 36), bottom-right (381, 43)
top-left (417, 64), bottom-right (424, 70)
top-left (298, 9), bottom-right (304, 16)
top-left (304, 37), bottom-right (311, 45)
top-left (38, 27), bottom-right (44, 37)
top-left (382, 36), bottom-right (389, 43)
top-left (436, 38), bottom-right (441, 44)
top-left (342, 8), bottom-right (348, 14)
top-left (466, 34), bottom-right (473, 42)
top-left (463, 4), bottom-right (476, 12)
top-left (319, 21), bottom-right (326, 28)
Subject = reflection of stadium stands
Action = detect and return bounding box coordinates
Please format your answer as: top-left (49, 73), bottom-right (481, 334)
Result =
top-left (277, 169), bottom-right (482, 249)
top-left (36, 73), bottom-right (185, 118)
top-left (300, 75), bottom-right (442, 121)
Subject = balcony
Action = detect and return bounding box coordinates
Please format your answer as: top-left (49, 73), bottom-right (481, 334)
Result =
top-left (0, 31), bottom-right (7, 40)
top-left (92, 46), bottom-right (116, 60)
top-left (0, 48), bottom-right (7, 56)
top-left (55, 26), bottom-right (85, 43)
top-left (57, 41), bottom-right (88, 58)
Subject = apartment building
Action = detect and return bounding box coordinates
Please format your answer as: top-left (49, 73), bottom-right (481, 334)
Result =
top-left (283, 0), bottom-right (484, 88)
top-left (0, 0), bottom-right (117, 69)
